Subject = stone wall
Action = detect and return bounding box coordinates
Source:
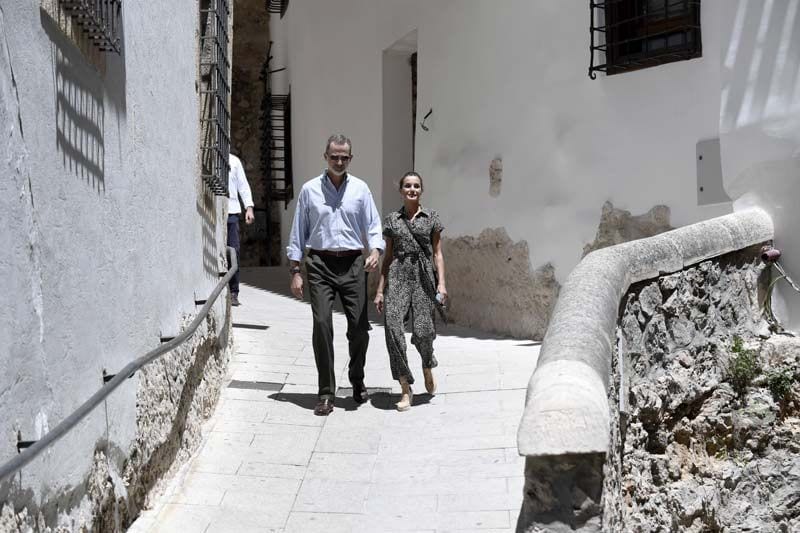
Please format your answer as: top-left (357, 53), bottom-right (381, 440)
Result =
top-left (582, 201), bottom-right (673, 258)
top-left (0, 313), bottom-right (231, 531)
top-left (428, 203), bottom-right (670, 341)
top-left (442, 228), bottom-right (560, 340)
top-left (231, 0), bottom-right (281, 266)
top-left (603, 246), bottom-right (800, 531)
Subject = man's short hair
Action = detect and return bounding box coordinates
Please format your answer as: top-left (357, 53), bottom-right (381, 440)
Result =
top-left (325, 134), bottom-right (352, 154)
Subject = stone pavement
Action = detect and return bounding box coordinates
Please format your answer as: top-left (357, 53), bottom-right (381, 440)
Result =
top-left (128, 267), bottom-right (540, 533)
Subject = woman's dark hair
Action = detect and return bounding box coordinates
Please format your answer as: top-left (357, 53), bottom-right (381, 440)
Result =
top-left (399, 171), bottom-right (424, 190)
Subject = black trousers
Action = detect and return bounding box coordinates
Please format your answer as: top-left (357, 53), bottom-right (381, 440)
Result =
top-left (227, 214), bottom-right (241, 294)
top-left (305, 252), bottom-right (370, 400)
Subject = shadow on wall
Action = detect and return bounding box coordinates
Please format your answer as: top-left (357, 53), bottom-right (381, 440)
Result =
top-left (40, 6), bottom-right (128, 194)
top-left (720, 0), bottom-right (800, 187)
top-left (720, 0), bottom-right (800, 327)
top-left (197, 186), bottom-right (221, 279)
top-left (54, 45), bottom-right (105, 190)
top-left (721, 0), bottom-right (800, 137)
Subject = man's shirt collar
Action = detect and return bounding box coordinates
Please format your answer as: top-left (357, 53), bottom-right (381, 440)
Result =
top-left (323, 170), bottom-right (349, 185)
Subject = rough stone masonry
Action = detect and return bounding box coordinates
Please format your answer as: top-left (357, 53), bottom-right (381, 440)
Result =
top-left (0, 314), bottom-right (231, 532)
top-left (603, 247), bottom-right (800, 532)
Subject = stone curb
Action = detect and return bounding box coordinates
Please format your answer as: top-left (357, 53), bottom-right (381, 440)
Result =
top-left (517, 208), bottom-right (773, 456)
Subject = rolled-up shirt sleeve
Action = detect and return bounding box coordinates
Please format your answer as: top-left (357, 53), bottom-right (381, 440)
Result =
top-left (286, 188), bottom-right (308, 262)
top-left (364, 190), bottom-right (384, 253)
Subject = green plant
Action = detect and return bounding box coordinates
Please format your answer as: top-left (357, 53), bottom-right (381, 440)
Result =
top-left (729, 336), bottom-right (760, 395)
top-left (766, 369), bottom-right (794, 402)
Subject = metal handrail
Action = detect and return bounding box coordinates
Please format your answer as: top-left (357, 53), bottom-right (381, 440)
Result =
top-left (0, 247), bottom-right (238, 484)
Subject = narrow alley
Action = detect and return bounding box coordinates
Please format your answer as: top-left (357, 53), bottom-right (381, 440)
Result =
top-left (128, 267), bottom-right (539, 533)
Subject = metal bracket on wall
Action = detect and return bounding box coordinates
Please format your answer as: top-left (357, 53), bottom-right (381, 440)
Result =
top-left (0, 248), bottom-right (239, 483)
top-left (16, 431), bottom-right (36, 454)
top-left (420, 108), bottom-right (433, 131)
top-left (696, 138), bottom-right (731, 205)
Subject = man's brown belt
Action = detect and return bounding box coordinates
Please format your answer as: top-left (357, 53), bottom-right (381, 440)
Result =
top-left (310, 249), bottom-right (362, 257)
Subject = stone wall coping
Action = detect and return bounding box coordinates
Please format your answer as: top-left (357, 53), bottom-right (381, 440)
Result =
top-left (517, 208), bottom-right (773, 456)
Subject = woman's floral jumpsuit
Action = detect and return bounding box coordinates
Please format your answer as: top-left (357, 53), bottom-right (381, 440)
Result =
top-left (382, 206), bottom-right (443, 384)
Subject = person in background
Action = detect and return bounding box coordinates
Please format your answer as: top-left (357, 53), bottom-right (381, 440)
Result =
top-left (286, 134), bottom-right (384, 416)
top-left (374, 171), bottom-right (447, 411)
top-left (228, 152), bottom-right (254, 307)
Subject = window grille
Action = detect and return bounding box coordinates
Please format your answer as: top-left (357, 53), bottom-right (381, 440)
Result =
top-left (200, 0), bottom-right (231, 196)
top-left (59, 0), bottom-right (122, 54)
top-left (260, 41), bottom-right (293, 209)
top-left (266, 0), bottom-right (289, 18)
top-left (589, 0), bottom-right (701, 78)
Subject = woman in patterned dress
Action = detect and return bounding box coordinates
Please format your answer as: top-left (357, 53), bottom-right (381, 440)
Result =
top-left (374, 172), bottom-right (448, 411)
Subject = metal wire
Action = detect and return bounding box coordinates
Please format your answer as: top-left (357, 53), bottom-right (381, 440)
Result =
top-left (0, 247), bottom-right (238, 484)
top-left (762, 261), bottom-right (800, 335)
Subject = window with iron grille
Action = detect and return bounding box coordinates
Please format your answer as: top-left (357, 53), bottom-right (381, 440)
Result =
top-left (589, 0), bottom-right (702, 78)
top-left (58, 0), bottom-right (123, 54)
top-left (266, 0), bottom-right (289, 18)
top-left (199, 0), bottom-right (231, 196)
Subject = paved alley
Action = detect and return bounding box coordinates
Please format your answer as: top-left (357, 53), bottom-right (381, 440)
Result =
top-left (128, 267), bottom-right (540, 533)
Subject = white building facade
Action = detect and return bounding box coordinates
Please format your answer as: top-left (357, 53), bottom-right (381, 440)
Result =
top-left (1, 1), bottom-right (232, 528)
top-left (274, 0), bottom-right (800, 337)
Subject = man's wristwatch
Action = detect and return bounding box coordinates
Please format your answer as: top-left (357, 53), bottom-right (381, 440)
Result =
top-left (289, 266), bottom-right (301, 275)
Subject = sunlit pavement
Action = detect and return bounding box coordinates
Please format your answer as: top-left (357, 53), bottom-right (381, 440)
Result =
top-left (128, 267), bottom-right (540, 533)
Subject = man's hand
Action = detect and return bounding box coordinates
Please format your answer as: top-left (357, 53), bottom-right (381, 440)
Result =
top-left (245, 207), bottom-right (255, 225)
top-left (374, 292), bottom-right (384, 314)
top-left (290, 273), bottom-right (304, 299)
top-left (364, 249), bottom-right (380, 272)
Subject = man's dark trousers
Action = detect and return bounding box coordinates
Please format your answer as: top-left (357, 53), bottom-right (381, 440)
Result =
top-left (227, 214), bottom-right (241, 295)
top-left (304, 251), bottom-right (370, 401)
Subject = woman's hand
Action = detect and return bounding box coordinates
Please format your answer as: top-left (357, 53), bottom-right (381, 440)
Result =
top-left (374, 292), bottom-right (384, 314)
top-left (436, 284), bottom-right (448, 305)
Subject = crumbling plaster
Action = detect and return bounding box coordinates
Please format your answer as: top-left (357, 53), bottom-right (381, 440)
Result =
top-left (443, 228), bottom-right (559, 340)
top-left (0, 0), bottom-right (231, 529)
top-left (279, 0), bottom-right (732, 287)
top-left (582, 201), bottom-right (674, 258)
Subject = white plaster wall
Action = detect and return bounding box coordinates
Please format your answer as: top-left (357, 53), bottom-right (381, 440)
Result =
top-left (718, 0), bottom-right (800, 330)
top-left (279, 0), bottom-right (732, 280)
top-left (0, 0), bottom-right (227, 504)
top-left (280, 0), bottom-right (429, 258)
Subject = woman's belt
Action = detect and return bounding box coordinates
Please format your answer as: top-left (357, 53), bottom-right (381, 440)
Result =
top-left (395, 250), bottom-right (421, 260)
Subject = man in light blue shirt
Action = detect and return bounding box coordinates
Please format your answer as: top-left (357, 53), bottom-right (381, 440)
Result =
top-left (287, 134), bottom-right (383, 416)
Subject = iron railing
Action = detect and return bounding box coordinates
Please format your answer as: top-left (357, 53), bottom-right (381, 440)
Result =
top-left (0, 248), bottom-right (238, 484)
top-left (60, 0), bottom-right (123, 54)
top-left (200, 0), bottom-right (231, 196)
top-left (589, 0), bottom-right (702, 78)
